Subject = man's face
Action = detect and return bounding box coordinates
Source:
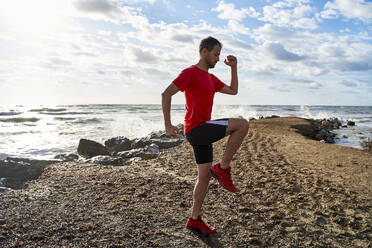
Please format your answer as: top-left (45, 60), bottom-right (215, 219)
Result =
top-left (204, 45), bottom-right (221, 68)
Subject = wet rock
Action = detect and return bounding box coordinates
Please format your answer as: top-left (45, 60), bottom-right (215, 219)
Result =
top-left (104, 136), bottom-right (132, 152)
top-left (0, 157), bottom-right (56, 189)
top-left (118, 144), bottom-right (159, 160)
top-left (54, 153), bottom-right (79, 162)
top-left (150, 138), bottom-right (184, 149)
top-left (123, 157), bottom-right (142, 165)
top-left (0, 177), bottom-right (7, 187)
top-left (347, 121), bottom-right (355, 126)
top-left (77, 139), bottom-right (110, 159)
top-left (85, 156), bottom-right (124, 166)
top-left (130, 137), bottom-right (151, 149)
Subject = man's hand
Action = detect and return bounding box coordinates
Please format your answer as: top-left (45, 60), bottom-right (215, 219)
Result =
top-left (224, 55), bottom-right (237, 67)
top-left (165, 124), bottom-right (179, 137)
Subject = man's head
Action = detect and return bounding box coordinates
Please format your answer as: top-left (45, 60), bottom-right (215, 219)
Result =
top-left (199, 36), bottom-right (222, 69)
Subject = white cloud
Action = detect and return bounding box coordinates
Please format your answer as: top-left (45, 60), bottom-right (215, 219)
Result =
top-left (265, 42), bottom-right (306, 61)
top-left (212, 0), bottom-right (250, 21)
top-left (321, 0), bottom-right (372, 22)
top-left (259, 0), bottom-right (317, 29)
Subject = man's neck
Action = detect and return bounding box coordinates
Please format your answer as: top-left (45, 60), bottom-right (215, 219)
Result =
top-left (195, 60), bottom-right (209, 72)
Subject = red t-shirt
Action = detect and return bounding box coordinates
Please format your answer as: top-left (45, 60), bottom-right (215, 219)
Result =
top-left (172, 65), bottom-right (226, 134)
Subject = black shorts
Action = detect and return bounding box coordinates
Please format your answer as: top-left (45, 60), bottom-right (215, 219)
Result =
top-left (186, 118), bottom-right (229, 164)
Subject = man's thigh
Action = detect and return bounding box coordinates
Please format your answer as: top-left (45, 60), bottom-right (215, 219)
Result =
top-left (225, 118), bottom-right (249, 136)
top-left (186, 118), bottom-right (229, 145)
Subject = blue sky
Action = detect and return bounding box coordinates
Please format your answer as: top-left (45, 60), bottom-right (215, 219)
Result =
top-left (0, 0), bottom-right (371, 105)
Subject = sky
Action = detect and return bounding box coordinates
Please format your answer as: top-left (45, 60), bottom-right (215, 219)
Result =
top-left (0, 0), bottom-right (371, 106)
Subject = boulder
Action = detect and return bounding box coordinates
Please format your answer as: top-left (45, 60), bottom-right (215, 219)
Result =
top-left (0, 157), bottom-right (56, 189)
top-left (131, 137), bottom-right (151, 149)
top-left (150, 137), bottom-right (184, 149)
top-left (347, 121), bottom-right (355, 126)
top-left (77, 139), bottom-right (110, 159)
top-left (54, 153), bottom-right (79, 162)
top-left (104, 136), bottom-right (133, 152)
top-left (118, 144), bottom-right (160, 160)
top-left (86, 155), bottom-right (124, 166)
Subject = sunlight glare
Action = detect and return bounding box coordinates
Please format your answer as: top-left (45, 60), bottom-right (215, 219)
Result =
top-left (0, 0), bottom-right (73, 37)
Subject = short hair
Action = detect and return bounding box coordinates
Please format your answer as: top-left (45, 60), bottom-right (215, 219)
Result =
top-left (199, 36), bottom-right (222, 54)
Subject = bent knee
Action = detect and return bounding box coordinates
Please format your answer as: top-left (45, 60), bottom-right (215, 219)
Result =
top-left (237, 118), bottom-right (249, 130)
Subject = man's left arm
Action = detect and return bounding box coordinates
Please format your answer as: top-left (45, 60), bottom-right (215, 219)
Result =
top-left (219, 55), bottom-right (238, 95)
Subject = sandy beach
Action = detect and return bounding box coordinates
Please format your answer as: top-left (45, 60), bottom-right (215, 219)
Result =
top-left (1, 117), bottom-right (371, 247)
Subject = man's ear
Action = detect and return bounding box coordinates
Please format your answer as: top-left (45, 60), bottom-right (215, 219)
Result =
top-left (200, 48), bottom-right (208, 58)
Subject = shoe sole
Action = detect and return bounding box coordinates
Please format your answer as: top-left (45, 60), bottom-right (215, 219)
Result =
top-left (210, 168), bottom-right (238, 193)
top-left (186, 226), bottom-right (216, 236)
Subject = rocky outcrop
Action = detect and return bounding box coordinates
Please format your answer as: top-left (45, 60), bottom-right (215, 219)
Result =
top-left (54, 153), bottom-right (79, 162)
top-left (0, 157), bottom-right (56, 189)
top-left (77, 139), bottom-right (110, 158)
top-left (104, 137), bottom-right (132, 152)
top-left (311, 118), bottom-right (342, 143)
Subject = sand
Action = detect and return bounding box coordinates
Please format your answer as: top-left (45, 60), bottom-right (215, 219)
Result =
top-left (0, 117), bottom-right (371, 247)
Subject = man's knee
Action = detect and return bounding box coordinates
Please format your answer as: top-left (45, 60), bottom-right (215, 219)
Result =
top-left (242, 118), bottom-right (249, 132)
top-left (226, 118), bottom-right (249, 135)
top-left (234, 117), bottom-right (249, 130)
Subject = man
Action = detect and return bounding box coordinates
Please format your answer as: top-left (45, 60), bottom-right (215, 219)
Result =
top-left (161, 36), bottom-right (249, 235)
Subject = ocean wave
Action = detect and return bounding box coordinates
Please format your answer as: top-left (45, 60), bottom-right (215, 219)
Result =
top-left (0, 112), bottom-right (22, 116)
top-left (30, 108), bottom-right (67, 113)
top-left (40, 111), bottom-right (93, 115)
top-left (54, 117), bottom-right (77, 121)
top-left (71, 118), bottom-right (102, 124)
top-left (0, 117), bottom-right (40, 123)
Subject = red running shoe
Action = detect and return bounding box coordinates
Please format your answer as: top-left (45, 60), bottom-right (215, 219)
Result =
top-left (186, 215), bottom-right (216, 235)
top-left (210, 163), bottom-right (238, 192)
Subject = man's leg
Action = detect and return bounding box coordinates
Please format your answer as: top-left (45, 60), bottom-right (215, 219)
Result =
top-left (191, 162), bottom-right (212, 219)
top-left (220, 118), bottom-right (249, 169)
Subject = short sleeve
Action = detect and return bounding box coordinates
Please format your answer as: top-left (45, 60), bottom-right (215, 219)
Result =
top-left (172, 68), bottom-right (192, 92)
top-left (211, 74), bottom-right (226, 92)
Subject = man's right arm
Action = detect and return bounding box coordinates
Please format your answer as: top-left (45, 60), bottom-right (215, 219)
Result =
top-left (161, 83), bottom-right (180, 136)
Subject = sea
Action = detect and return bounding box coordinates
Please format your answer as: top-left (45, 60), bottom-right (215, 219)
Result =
top-left (0, 104), bottom-right (371, 160)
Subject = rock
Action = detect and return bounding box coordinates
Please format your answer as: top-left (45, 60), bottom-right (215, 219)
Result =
top-left (123, 157), bottom-right (142, 165)
top-left (176, 123), bottom-right (185, 136)
top-left (347, 121), bottom-right (355, 126)
top-left (342, 125), bottom-right (348, 128)
top-left (77, 139), bottom-right (110, 159)
top-left (118, 144), bottom-right (160, 160)
top-left (150, 138), bottom-right (184, 149)
top-left (130, 137), bottom-right (151, 149)
top-left (86, 156), bottom-right (124, 166)
top-left (0, 219), bottom-right (5, 225)
top-left (0, 177), bottom-right (7, 187)
top-left (0, 157), bottom-right (56, 189)
top-left (0, 187), bottom-right (13, 194)
top-left (54, 153), bottom-right (79, 162)
top-left (104, 136), bottom-right (132, 152)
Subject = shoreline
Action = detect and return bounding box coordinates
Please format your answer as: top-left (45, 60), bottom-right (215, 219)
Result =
top-left (0, 117), bottom-right (371, 247)
top-left (0, 116), bottom-right (358, 190)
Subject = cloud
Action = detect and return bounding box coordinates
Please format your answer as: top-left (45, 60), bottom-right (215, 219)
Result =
top-left (321, 0), bottom-right (372, 22)
top-left (228, 39), bottom-right (252, 50)
top-left (259, 0), bottom-right (317, 29)
top-left (212, 0), bottom-right (250, 21)
top-left (125, 46), bottom-right (158, 64)
top-left (265, 42), bottom-right (306, 61)
top-left (49, 57), bottom-right (73, 66)
top-left (73, 0), bottom-right (121, 15)
top-left (336, 60), bottom-right (372, 71)
top-left (340, 80), bottom-right (357, 87)
top-left (170, 33), bottom-right (194, 43)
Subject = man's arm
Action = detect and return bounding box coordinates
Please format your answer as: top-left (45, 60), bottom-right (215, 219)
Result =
top-left (219, 55), bottom-right (238, 95)
top-left (161, 83), bottom-right (180, 136)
